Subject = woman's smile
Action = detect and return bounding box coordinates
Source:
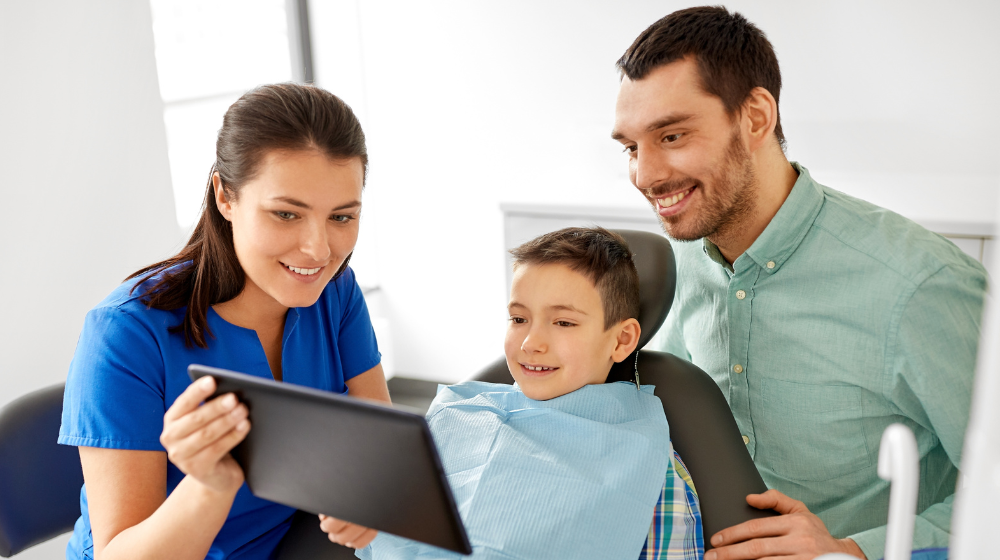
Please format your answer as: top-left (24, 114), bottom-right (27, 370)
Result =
top-left (282, 262), bottom-right (326, 280)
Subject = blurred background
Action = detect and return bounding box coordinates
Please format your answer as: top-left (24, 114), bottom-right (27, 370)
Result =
top-left (1, 2), bottom-right (998, 555)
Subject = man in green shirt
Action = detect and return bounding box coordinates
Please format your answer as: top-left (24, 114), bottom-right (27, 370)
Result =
top-left (611, 7), bottom-right (986, 560)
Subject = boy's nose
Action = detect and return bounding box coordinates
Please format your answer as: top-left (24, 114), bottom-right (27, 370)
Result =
top-left (520, 331), bottom-right (547, 354)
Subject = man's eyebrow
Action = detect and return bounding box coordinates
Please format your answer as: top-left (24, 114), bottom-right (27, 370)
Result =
top-left (611, 113), bottom-right (695, 141)
top-left (270, 196), bottom-right (362, 211)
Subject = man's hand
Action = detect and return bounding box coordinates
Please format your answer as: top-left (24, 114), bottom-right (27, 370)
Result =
top-left (704, 490), bottom-right (867, 560)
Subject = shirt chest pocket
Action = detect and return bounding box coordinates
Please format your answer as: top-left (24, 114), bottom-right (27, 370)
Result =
top-left (755, 378), bottom-right (873, 482)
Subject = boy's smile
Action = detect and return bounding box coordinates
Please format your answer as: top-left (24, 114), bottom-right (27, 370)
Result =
top-left (505, 262), bottom-right (638, 400)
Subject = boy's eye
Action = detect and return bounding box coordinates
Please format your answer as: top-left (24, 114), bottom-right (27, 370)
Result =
top-left (555, 321), bottom-right (576, 327)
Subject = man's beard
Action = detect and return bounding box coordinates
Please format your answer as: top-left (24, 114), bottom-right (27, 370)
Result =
top-left (655, 130), bottom-right (757, 243)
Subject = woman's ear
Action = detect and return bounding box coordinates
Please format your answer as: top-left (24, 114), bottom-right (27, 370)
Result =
top-left (611, 318), bottom-right (641, 363)
top-left (214, 173), bottom-right (233, 221)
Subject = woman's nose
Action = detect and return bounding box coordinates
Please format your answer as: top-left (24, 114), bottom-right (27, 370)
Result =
top-left (301, 220), bottom-right (332, 262)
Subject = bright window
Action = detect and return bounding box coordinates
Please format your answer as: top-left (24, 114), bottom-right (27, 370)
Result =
top-left (149, 0), bottom-right (294, 229)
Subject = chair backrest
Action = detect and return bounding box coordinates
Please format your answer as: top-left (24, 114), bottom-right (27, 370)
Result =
top-left (469, 229), bottom-right (776, 549)
top-left (0, 384), bottom-right (84, 557)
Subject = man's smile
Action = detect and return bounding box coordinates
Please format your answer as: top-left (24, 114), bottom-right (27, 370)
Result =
top-left (653, 185), bottom-right (697, 217)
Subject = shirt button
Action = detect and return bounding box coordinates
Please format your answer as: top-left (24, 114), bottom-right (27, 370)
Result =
top-left (742, 435), bottom-right (750, 445)
top-left (733, 364), bottom-right (744, 374)
top-left (767, 261), bottom-right (775, 269)
top-left (736, 290), bottom-right (746, 300)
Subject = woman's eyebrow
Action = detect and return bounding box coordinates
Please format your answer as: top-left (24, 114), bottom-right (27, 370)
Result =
top-left (270, 196), bottom-right (361, 211)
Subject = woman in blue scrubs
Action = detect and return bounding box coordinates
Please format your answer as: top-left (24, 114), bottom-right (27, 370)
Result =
top-left (58, 83), bottom-right (390, 560)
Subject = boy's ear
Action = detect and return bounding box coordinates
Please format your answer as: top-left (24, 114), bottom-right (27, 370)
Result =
top-left (611, 318), bottom-right (641, 363)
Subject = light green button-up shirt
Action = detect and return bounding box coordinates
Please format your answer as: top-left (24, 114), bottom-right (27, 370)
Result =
top-left (652, 163), bottom-right (987, 559)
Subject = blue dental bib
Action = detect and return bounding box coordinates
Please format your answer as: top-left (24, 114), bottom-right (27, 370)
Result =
top-left (358, 381), bottom-right (671, 560)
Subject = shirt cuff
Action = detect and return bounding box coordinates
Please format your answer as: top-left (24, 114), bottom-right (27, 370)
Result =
top-left (849, 525), bottom-right (887, 560)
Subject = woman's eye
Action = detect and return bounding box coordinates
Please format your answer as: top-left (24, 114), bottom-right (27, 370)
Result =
top-left (331, 214), bottom-right (355, 223)
top-left (275, 211), bottom-right (296, 220)
top-left (509, 317), bottom-right (527, 324)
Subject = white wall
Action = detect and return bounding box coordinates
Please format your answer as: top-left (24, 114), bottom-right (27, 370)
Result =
top-left (0, 3), bottom-right (181, 405)
top-left (309, 0), bottom-right (1000, 382)
top-left (0, 5), bottom-right (179, 554)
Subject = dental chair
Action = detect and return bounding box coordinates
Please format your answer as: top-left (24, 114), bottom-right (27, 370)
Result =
top-left (468, 229), bottom-right (776, 550)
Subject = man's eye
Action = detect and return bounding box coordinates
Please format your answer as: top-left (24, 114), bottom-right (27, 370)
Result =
top-left (275, 211), bottom-right (296, 220)
top-left (663, 133), bottom-right (683, 143)
top-left (621, 144), bottom-right (637, 155)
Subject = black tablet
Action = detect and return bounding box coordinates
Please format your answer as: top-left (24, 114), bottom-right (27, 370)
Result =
top-left (187, 364), bottom-right (472, 555)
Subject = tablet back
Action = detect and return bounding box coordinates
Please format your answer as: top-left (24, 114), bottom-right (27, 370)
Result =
top-left (188, 365), bottom-right (471, 555)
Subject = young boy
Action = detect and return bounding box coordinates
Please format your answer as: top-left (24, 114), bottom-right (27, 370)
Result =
top-left (324, 227), bottom-right (703, 559)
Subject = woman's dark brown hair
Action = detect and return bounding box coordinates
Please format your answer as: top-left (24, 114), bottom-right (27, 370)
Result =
top-left (127, 83), bottom-right (368, 348)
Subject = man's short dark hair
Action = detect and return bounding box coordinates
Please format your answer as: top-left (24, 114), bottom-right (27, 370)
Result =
top-left (510, 227), bottom-right (640, 330)
top-left (617, 6), bottom-right (785, 149)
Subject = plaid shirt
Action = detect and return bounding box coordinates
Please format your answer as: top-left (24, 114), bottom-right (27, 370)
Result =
top-left (639, 449), bottom-right (704, 560)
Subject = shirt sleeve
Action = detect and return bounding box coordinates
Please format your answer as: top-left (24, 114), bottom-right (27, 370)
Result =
top-left (58, 305), bottom-right (168, 451)
top-left (334, 267), bottom-right (382, 381)
top-left (850, 262), bottom-right (986, 559)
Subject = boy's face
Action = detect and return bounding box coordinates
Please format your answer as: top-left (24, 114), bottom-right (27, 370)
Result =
top-left (505, 262), bottom-right (636, 401)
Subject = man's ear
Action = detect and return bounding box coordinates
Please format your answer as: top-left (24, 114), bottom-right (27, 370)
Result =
top-left (214, 172), bottom-right (233, 221)
top-left (611, 318), bottom-right (641, 363)
top-left (742, 86), bottom-right (779, 154)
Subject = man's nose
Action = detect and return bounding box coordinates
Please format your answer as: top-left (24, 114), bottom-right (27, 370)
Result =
top-left (301, 220), bottom-right (332, 262)
top-left (632, 148), bottom-right (673, 193)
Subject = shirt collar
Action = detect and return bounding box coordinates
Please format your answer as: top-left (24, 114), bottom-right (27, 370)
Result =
top-left (743, 163), bottom-right (824, 274)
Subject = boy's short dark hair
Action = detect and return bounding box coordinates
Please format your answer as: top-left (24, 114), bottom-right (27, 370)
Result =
top-left (510, 227), bottom-right (640, 330)
top-left (616, 6), bottom-right (785, 149)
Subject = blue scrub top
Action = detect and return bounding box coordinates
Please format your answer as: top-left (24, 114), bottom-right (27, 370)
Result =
top-left (58, 266), bottom-right (381, 559)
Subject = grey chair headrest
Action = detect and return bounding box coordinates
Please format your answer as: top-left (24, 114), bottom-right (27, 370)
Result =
top-left (611, 230), bottom-right (676, 350)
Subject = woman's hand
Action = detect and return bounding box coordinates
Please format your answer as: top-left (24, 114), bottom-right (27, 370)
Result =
top-left (159, 376), bottom-right (250, 495)
top-left (318, 514), bottom-right (378, 548)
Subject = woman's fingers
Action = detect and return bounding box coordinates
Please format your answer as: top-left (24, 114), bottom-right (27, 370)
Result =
top-left (181, 418), bottom-right (251, 474)
top-left (319, 515), bottom-right (350, 535)
top-left (166, 405), bottom-right (249, 468)
top-left (164, 376), bottom-right (216, 423)
top-left (349, 528), bottom-right (378, 548)
top-left (162, 392), bottom-right (241, 444)
top-left (319, 516), bottom-right (378, 549)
